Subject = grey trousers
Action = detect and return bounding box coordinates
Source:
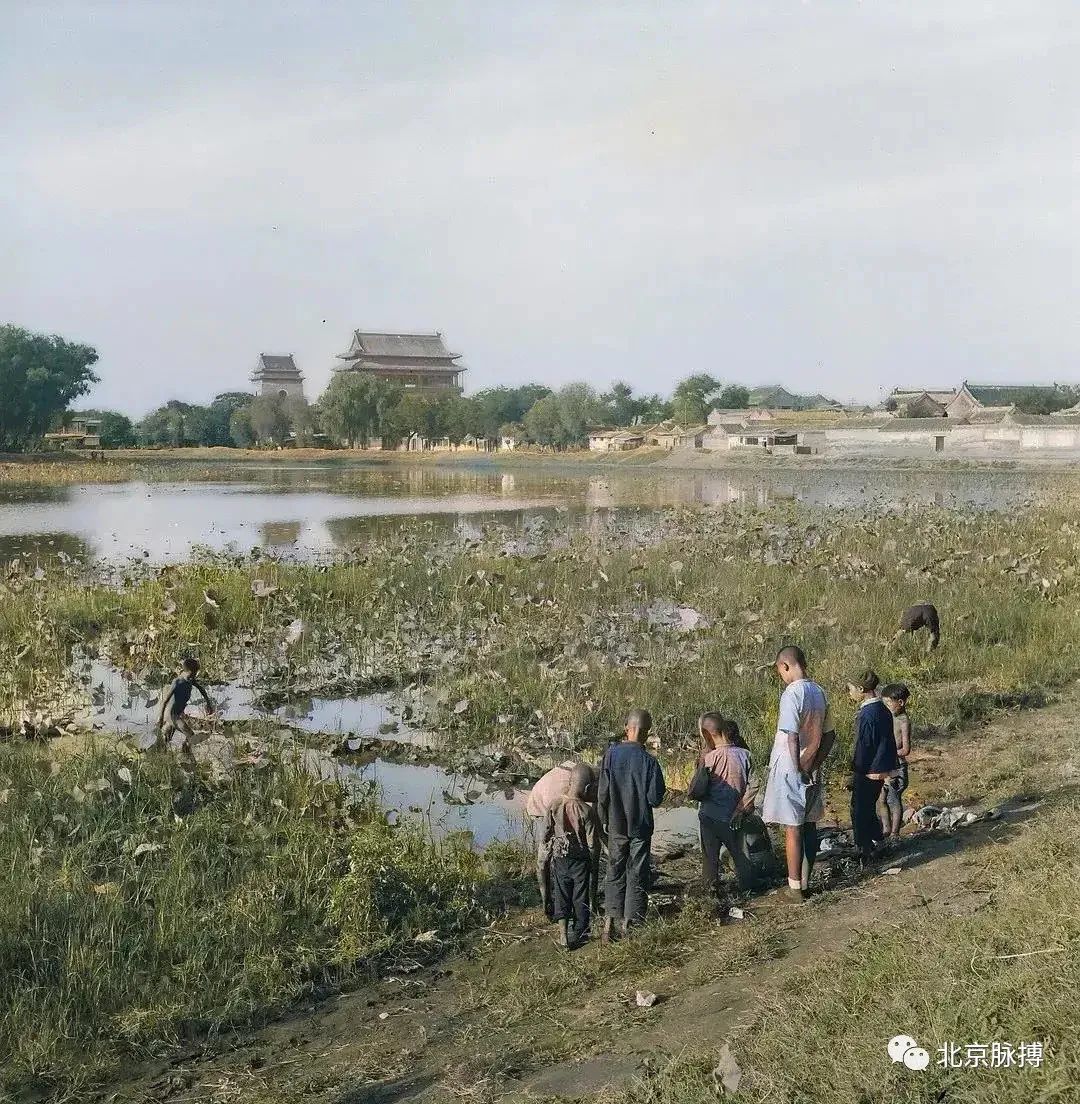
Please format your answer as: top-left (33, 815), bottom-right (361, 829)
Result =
top-left (605, 835), bottom-right (651, 925)
top-left (699, 815), bottom-right (757, 893)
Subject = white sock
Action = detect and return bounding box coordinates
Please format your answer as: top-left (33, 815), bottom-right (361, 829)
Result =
top-left (788, 878), bottom-right (802, 891)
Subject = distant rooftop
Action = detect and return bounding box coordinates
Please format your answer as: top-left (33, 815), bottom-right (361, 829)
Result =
top-left (338, 331), bottom-right (460, 362)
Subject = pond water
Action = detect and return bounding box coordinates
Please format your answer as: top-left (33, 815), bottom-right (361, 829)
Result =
top-left (0, 460), bottom-right (1044, 565)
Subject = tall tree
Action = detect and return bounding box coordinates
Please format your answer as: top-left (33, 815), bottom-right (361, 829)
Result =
top-left (716, 384), bottom-right (750, 410)
top-left (207, 392), bottom-right (256, 446)
top-left (139, 401), bottom-right (194, 447)
top-left (285, 397), bottom-right (319, 445)
top-left (601, 381), bottom-right (639, 426)
top-left (0, 325), bottom-right (99, 450)
top-left (523, 383), bottom-right (603, 448)
top-left (229, 406), bottom-right (256, 447)
top-left (248, 394), bottom-right (293, 445)
top-left (670, 373), bottom-right (721, 425)
top-left (467, 385), bottom-right (552, 439)
top-left (319, 373), bottom-right (400, 447)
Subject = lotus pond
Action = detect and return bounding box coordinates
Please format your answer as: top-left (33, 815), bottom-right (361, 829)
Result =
top-left (2, 461), bottom-right (1079, 1094)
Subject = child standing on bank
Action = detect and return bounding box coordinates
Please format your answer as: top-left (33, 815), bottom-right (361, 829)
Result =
top-left (696, 713), bottom-right (758, 895)
top-left (880, 683), bottom-right (912, 843)
top-left (542, 762), bottom-right (602, 949)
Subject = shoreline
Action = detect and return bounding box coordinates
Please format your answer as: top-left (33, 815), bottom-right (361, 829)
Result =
top-left (20, 443), bottom-right (1080, 476)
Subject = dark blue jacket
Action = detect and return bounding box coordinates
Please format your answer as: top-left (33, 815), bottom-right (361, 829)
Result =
top-left (852, 699), bottom-right (900, 776)
top-left (598, 741), bottom-right (666, 839)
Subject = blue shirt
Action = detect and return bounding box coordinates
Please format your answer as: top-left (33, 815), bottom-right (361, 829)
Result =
top-left (852, 698), bottom-right (899, 776)
top-left (597, 741), bottom-right (666, 839)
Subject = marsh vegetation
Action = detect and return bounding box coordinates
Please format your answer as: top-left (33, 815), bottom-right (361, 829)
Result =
top-left (1, 467), bottom-right (1078, 1097)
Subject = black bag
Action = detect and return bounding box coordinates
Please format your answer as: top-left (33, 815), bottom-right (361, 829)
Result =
top-left (687, 761), bottom-right (711, 802)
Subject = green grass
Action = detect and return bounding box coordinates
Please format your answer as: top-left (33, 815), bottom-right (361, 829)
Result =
top-left (3, 493), bottom-right (1080, 1098)
top-left (0, 739), bottom-right (531, 1097)
top-left (590, 799), bottom-right (1080, 1104)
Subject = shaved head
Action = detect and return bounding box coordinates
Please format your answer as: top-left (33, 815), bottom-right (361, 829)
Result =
top-left (775, 644), bottom-right (807, 687)
top-left (775, 645), bottom-right (807, 669)
top-left (625, 708), bottom-right (653, 739)
top-left (700, 712), bottom-right (724, 735)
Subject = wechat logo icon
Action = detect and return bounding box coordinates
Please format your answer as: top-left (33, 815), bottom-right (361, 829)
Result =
top-left (888, 1035), bottom-right (931, 1071)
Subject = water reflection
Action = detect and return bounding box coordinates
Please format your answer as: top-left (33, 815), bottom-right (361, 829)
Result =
top-left (0, 463), bottom-right (1046, 566)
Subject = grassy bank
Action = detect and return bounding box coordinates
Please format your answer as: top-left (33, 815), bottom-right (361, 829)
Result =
top-left (598, 797), bottom-right (1079, 1104)
top-left (0, 738), bottom-right (530, 1097)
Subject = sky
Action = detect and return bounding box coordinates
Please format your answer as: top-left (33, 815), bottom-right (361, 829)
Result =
top-left (4, 1), bottom-right (1077, 416)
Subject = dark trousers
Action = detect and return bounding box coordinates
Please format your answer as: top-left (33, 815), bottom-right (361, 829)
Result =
top-left (699, 815), bottom-right (756, 892)
top-left (605, 835), bottom-right (651, 925)
top-left (551, 854), bottom-right (591, 933)
top-left (851, 775), bottom-right (885, 856)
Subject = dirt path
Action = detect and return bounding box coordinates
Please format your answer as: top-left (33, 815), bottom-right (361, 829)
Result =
top-left (96, 688), bottom-right (1078, 1104)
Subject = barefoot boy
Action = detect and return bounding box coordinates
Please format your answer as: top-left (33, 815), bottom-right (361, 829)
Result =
top-left (157, 658), bottom-right (214, 753)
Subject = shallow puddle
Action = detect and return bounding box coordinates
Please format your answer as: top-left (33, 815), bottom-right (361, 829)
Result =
top-left (76, 658), bottom-right (718, 851)
top-left (74, 657), bottom-right (430, 746)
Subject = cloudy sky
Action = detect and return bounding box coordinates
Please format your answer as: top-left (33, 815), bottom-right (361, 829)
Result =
top-left (4, 2), bottom-right (1077, 415)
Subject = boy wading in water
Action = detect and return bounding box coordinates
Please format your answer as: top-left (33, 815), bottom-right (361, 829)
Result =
top-left (763, 646), bottom-right (836, 904)
top-left (879, 683), bottom-right (912, 844)
top-left (542, 763), bottom-right (602, 949)
top-left (156, 658), bottom-right (214, 754)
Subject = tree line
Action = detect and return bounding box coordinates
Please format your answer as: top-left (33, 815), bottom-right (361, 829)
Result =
top-left (1, 321), bottom-right (763, 453)
top-left (124, 372), bottom-right (747, 450)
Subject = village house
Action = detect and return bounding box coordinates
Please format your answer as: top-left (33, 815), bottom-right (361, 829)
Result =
top-left (334, 330), bottom-right (465, 393)
top-left (43, 416), bottom-right (102, 450)
top-left (588, 428), bottom-right (645, 453)
top-left (646, 421), bottom-right (707, 450)
top-left (251, 354), bottom-right (305, 401)
top-left (886, 382), bottom-right (1073, 419)
top-left (886, 389), bottom-right (953, 418)
top-left (702, 421), bottom-right (749, 450)
top-left (729, 426), bottom-right (800, 452)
